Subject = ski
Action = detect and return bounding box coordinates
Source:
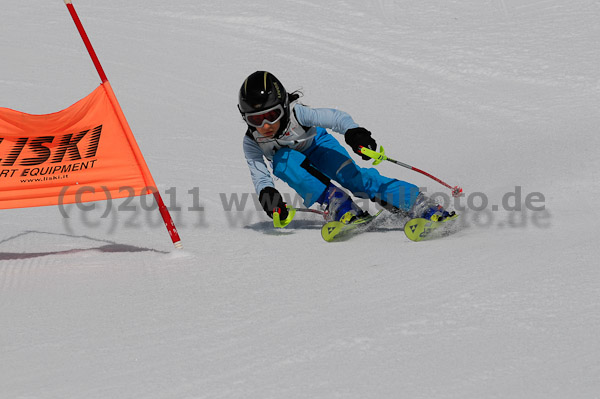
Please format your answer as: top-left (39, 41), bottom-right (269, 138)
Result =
top-left (403, 214), bottom-right (459, 242)
top-left (321, 209), bottom-right (384, 242)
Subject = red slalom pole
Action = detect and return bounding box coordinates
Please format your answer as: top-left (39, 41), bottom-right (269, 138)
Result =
top-left (64, 0), bottom-right (183, 249)
top-left (64, 0), bottom-right (107, 83)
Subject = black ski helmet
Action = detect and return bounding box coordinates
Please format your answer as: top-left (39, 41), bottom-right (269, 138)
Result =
top-left (238, 71), bottom-right (289, 135)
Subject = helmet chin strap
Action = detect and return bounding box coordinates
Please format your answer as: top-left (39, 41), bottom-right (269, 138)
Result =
top-left (273, 96), bottom-right (291, 139)
top-left (273, 117), bottom-right (291, 140)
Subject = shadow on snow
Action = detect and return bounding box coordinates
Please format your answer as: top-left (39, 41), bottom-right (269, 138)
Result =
top-left (0, 230), bottom-right (167, 260)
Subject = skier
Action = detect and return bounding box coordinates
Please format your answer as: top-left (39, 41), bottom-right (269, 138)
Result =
top-left (239, 71), bottom-right (452, 225)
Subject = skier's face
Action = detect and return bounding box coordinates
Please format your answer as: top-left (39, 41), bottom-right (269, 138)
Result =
top-left (256, 120), bottom-right (281, 138)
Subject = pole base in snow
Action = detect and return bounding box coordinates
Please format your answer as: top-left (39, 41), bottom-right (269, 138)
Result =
top-left (452, 186), bottom-right (463, 197)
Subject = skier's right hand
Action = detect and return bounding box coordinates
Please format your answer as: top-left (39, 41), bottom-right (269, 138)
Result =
top-left (259, 186), bottom-right (288, 220)
top-left (344, 127), bottom-right (377, 161)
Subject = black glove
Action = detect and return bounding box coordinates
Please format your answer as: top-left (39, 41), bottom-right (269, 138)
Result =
top-left (344, 127), bottom-right (377, 161)
top-left (259, 187), bottom-right (288, 220)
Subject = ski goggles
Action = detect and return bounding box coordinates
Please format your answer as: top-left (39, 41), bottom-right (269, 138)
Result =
top-left (243, 104), bottom-right (285, 128)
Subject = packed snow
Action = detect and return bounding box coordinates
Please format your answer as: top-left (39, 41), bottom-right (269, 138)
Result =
top-left (1, 0), bottom-right (599, 397)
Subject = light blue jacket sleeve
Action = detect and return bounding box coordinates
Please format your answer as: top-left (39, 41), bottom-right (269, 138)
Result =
top-left (243, 134), bottom-right (274, 194)
top-left (293, 104), bottom-right (359, 134)
top-left (242, 105), bottom-right (360, 194)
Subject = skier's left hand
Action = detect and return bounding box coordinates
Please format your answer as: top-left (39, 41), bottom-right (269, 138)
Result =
top-left (344, 127), bottom-right (377, 161)
top-left (259, 186), bottom-right (288, 220)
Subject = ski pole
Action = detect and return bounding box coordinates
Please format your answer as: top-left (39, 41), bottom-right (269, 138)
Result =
top-left (359, 146), bottom-right (463, 197)
top-left (273, 206), bottom-right (326, 228)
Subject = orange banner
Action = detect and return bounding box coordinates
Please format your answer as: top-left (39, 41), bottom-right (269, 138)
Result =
top-left (0, 82), bottom-right (157, 209)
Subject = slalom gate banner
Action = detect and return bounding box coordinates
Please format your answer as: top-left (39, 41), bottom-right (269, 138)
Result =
top-left (0, 0), bottom-right (181, 248)
top-left (0, 81), bottom-right (156, 210)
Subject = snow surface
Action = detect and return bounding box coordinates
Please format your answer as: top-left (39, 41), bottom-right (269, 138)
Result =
top-left (1, 0), bottom-right (599, 398)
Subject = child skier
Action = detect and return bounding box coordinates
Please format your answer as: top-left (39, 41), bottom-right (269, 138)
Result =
top-left (239, 71), bottom-right (451, 225)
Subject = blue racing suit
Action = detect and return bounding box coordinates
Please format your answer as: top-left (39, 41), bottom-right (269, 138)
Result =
top-left (242, 102), bottom-right (420, 211)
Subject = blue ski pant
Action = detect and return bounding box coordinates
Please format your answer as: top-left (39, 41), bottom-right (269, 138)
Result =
top-left (272, 128), bottom-right (420, 211)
